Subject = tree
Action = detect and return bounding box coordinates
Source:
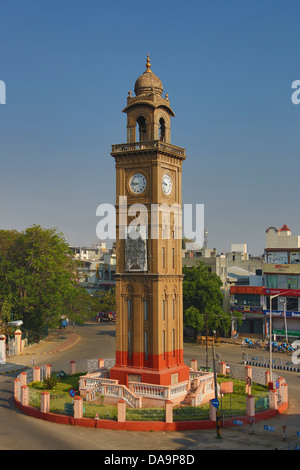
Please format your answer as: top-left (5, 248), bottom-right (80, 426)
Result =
top-left (183, 261), bottom-right (231, 338)
top-left (0, 225), bottom-right (92, 333)
top-left (184, 306), bottom-right (204, 341)
top-left (95, 288), bottom-right (116, 313)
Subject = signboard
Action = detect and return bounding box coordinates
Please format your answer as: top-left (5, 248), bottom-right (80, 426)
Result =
top-left (266, 252), bottom-right (288, 264)
top-left (233, 420), bottom-right (243, 426)
top-left (264, 425), bottom-right (274, 432)
top-left (273, 329), bottom-right (300, 337)
top-left (264, 288), bottom-right (300, 297)
top-left (290, 253), bottom-right (300, 264)
top-left (230, 305), bottom-right (263, 314)
top-left (264, 310), bottom-right (300, 319)
top-left (220, 381), bottom-right (233, 394)
top-left (211, 398), bottom-right (219, 408)
top-left (263, 264), bottom-right (300, 274)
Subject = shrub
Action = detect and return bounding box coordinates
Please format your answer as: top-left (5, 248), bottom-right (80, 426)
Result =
top-left (42, 373), bottom-right (59, 390)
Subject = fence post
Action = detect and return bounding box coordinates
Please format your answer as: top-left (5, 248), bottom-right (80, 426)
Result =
top-left (191, 359), bottom-right (197, 371)
top-left (21, 385), bottom-right (29, 406)
top-left (246, 394), bottom-right (255, 417)
top-left (33, 367), bottom-right (41, 382)
top-left (117, 399), bottom-right (126, 423)
top-left (282, 383), bottom-right (288, 404)
top-left (165, 400), bottom-right (173, 423)
top-left (41, 391), bottom-right (50, 413)
top-left (269, 389), bottom-right (278, 410)
top-left (265, 370), bottom-right (270, 386)
top-left (14, 378), bottom-right (20, 400)
top-left (73, 396), bottom-right (83, 419)
top-left (219, 362), bottom-right (227, 375)
top-left (14, 329), bottom-right (22, 355)
top-left (45, 364), bottom-right (51, 378)
top-left (0, 334), bottom-right (6, 364)
top-left (20, 371), bottom-right (27, 387)
top-left (69, 360), bottom-right (76, 375)
top-left (245, 365), bottom-right (252, 395)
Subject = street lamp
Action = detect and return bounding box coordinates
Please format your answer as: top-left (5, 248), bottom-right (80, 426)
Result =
top-left (268, 291), bottom-right (290, 383)
top-left (279, 299), bottom-right (288, 344)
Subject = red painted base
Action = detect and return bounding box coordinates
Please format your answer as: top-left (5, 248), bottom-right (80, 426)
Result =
top-left (110, 362), bottom-right (190, 387)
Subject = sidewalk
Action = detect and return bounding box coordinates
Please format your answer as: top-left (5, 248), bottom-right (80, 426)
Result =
top-left (0, 328), bottom-right (79, 375)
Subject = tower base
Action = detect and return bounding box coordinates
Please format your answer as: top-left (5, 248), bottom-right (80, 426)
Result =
top-left (110, 363), bottom-right (190, 388)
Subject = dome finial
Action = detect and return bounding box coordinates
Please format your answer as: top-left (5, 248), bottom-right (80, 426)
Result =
top-left (146, 53), bottom-right (151, 71)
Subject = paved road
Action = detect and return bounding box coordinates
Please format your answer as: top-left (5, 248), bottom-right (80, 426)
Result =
top-left (1, 322), bottom-right (299, 451)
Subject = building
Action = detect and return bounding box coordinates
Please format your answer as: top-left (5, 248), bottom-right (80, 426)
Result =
top-left (69, 244), bottom-right (116, 293)
top-left (263, 224), bottom-right (300, 339)
top-left (182, 248), bottom-right (228, 287)
top-left (109, 55), bottom-right (190, 387)
top-left (228, 245), bottom-right (265, 336)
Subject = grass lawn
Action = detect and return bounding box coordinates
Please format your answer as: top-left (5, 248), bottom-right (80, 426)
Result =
top-left (27, 373), bottom-right (269, 421)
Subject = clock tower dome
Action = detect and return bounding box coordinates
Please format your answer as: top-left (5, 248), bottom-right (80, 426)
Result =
top-left (110, 55), bottom-right (190, 387)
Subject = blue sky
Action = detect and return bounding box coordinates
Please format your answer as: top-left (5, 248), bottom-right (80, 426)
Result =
top-left (1, 0), bottom-right (300, 255)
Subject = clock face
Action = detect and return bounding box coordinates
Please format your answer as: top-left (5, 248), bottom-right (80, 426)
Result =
top-left (129, 173), bottom-right (147, 194)
top-left (162, 174), bottom-right (172, 195)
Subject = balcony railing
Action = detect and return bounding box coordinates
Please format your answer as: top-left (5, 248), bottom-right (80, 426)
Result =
top-left (111, 140), bottom-right (185, 158)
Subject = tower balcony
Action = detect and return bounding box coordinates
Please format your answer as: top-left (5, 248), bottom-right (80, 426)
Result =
top-left (111, 140), bottom-right (186, 160)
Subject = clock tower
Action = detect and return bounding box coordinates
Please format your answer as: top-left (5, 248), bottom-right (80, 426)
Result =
top-left (110, 55), bottom-right (190, 387)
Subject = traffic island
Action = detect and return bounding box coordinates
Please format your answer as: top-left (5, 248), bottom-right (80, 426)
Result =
top-left (13, 359), bottom-right (289, 432)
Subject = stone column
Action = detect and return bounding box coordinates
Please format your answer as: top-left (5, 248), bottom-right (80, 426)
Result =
top-left (246, 395), bottom-right (255, 417)
top-left (21, 385), bottom-right (29, 406)
top-left (14, 329), bottom-right (22, 355)
top-left (41, 391), bottom-right (50, 413)
top-left (190, 359), bottom-right (197, 371)
top-left (193, 377), bottom-right (200, 388)
top-left (117, 399), bottom-right (126, 423)
top-left (165, 400), bottom-right (173, 423)
top-left (69, 360), bottom-right (76, 375)
top-left (33, 367), bottom-right (41, 382)
top-left (73, 396), bottom-right (83, 419)
top-left (219, 362), bottom-right (227, 375)
top-left (0, 334), bottom-right (6, 364)
top-left (98, 358), bottom-right (105, 368)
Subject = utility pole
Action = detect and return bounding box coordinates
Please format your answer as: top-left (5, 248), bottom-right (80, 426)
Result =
top-left (205, 312), bottom-right (208, 369)
top-left (212, 342), bottom-right (221, 439)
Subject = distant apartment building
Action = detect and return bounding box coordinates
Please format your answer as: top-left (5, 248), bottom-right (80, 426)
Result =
top-left (182, 248), bottom-right (227, 286)
top-left (263, 224), bottom-right (300, 339)
top-left (183, 244), bottom-right (265, 323)
top-left (228, 243), bottom-right (265, 336)
top-left (69, 243), bottom-right (116, 293)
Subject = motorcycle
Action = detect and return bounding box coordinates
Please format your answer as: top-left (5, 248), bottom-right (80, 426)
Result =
top-left (265, 341), bottom-right (278, 352)
top-left (244, 338), bottom-right (255, 348)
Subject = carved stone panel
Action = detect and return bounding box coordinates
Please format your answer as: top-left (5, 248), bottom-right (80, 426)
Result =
top-left (125, 232), bottom-right (147, 272)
